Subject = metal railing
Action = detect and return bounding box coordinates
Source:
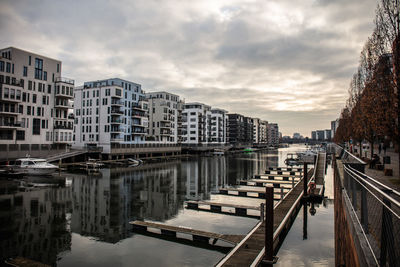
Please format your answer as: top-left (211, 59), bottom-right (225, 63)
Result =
top-left (343, 165), bottom-right (400, 266)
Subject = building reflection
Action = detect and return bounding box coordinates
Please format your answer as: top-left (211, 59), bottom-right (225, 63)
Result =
top-left (0, 182), bottom-right (72, 266)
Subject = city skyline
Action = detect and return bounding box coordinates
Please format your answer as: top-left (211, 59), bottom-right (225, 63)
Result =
top-left (0, 0), bottom-right (377, 136)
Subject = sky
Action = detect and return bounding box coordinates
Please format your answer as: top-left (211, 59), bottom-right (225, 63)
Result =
top-left (0, 0), bottom-right (378, 137)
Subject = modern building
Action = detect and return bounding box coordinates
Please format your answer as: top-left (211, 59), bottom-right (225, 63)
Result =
top-left (324, 129), bottom-right (332, 140)
top-left (181, 102), bottom-right (211, 144)
top-left (73, 78), bottom-right (148, 154)
top-left (146, 91), bottom-right (181, 143)
top-left (210, 108), bottom-right (228, 144)
top-left (0, 47), bottom-right (74, 158)
top-left (316, 130), bottom-right (325, 140)
top-left (253, 118), bottom-right (260, 144)
top-left (267, 123), bottom-right (279, 146)
top-left (331, 119), bottom-right (339, 138)
top-left (311, 131), bottom-right (317, 140)
top-left (227, 113), bottom-right (245, 145)
top-left (244, 117), bottom-right (254, 144)
top-left (259, 120), bottom-right (268, 144)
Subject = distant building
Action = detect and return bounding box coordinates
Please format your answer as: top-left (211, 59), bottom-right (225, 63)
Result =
top-left (311, 131), bottom-right (316, 140)
top-left (146, 91), bottom-right (181, 143)
top-left (331, 119), bottom-right (339, 138)
top-left (182, 102), bottom-right (211, 144)
top-left (244, 117), bottom-right (254, 144)
top-left (316, 130), bottom-right (325, 140)
top-left (293, 132), bottom-right (301, 139)
top-left (267, 123), bottom-right (279, 146)
top-left (227, 113), bottom-right (245, 144)
top-left (73, 78), bottom-right (148, 153)
top-left (253, 118), bottom-right (260, 144)
top-left (324, 129), bottom-right (332, 140)
top-left (259, 120), bottom-right (268, 144)
top-left (210, 108), bottom-right (228, 144)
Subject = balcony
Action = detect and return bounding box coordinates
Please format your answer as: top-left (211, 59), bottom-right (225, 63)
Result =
top-left (132, 103), bottom-right (146, 111)
top-left (55, 77), bottom-right (75, 85)
top-left (160, 122), bottom-right (171, 129)
top-left (132, 128), bottom-right (146, 135)
top-left (54, 101), bottom-right (71, 109)
top-left (0, 106), bottom-right (19, 115)
top-left (111, 108), bottom-right (123, 115)
top-left (111, 119), bottom-right (123, 124)
top-left (132, 111), bottom-right (146, 118)
top-left (132, 121), bottom-right (144, 127)
top-left (160, 130), bottom-right (171, 136)
top-left (0, 121), bottom-right (22, 129)
top-left (111, 127), bottom-right (124, 133)
top-left (0, 94), bottom-right (22, 103)
top-left (54, 124), bottom-right (73, 130)
top-left (111, 99), bottom-right (124, 106)
top-left (110, 135), bottom-right (124, 142)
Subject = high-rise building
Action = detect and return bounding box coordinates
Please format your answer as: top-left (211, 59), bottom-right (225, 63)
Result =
top-left (253, 118), bottom-right (260, 144)
top-left (210, 108), bottom-right (228, 144)
top-left (146, 91), bottom-right (181, 143)
top-left (259, 120), bottom-right (268, 144)
top-left (227, 113), bottom-right (245, 145)
top-left (267, 123), bottom-right (279, 146)
top-left (0, 47), bottom-right (74, 155)
top-left (244, 117), bottom-right (254, 144)
top-left (73, 78), bottom-right (148, 153)
top-left (182, 102), bottom-right (211, 144)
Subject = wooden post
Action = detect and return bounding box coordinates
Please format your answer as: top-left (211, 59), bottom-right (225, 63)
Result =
top-left (264, 186), bottom-right (274, 266)
top-left (260, 203), bottom-right (265, 222)
top-left (303, 163), bottom-right (308, 196)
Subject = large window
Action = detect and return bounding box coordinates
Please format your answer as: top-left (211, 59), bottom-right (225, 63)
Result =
top-left (23, 66), bottom-right (27, 77)
top-left (34, 58), bottom-right (43, 80)
top-left (32, 118), bottom-right (40, 135)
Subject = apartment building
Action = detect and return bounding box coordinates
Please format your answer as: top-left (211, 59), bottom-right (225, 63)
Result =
top-left (267, 123), bottom-right (279, 146)
top-left (244, 117), bottom-right (254, 144)
top-left (73, 78), bottom-right (148, 153)
top-left (253, 118), bottom-right (260, 144)
top-left (182, 102), bottom-right (211, 144)
top-left (259, 120), bottom-right (268, 144)
top-left (146, 91), bottom-right (181, 143)
top-left (227, 113), bottom-right (245, 145)
top-left (210, 108), bottom-right (227, 144)
top-left (0, 47), bottom-right (74, 153)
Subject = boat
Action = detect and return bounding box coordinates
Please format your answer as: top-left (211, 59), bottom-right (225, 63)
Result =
top-left (284, 153), bottom-right (300, 166)
top-left (213, 149), bottom-right (225, 156)
top-left (86, 158), bottom-right (104, 169)
top-left (9, 158), bottom-right (59, 176)
top-left (243, 147), bottom-right (254, 153)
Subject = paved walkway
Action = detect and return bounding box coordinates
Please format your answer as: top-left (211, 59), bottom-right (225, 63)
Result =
top-left (361, 146), bottom-right (400, 192)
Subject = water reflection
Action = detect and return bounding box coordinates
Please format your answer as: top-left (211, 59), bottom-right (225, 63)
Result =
top-left (0, 149), bottom-right (284, 266)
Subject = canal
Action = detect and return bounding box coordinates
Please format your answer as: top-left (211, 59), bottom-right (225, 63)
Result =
top-left (0, 145), bottom-right (335, 266)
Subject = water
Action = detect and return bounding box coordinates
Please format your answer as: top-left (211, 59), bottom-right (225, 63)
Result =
top-left (0, 145), bottom-right (322, 267)
top-left (276, 157), bottom-right (335, 267)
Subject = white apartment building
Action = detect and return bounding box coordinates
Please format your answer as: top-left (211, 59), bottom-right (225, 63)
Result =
top-left (182, 102), bottom-right (211, 144)
top-left (210, 108), bottom-right (227, 144)
top-left (73, 78), bottom-right (148, 154)
top-left (267, 123), bottom-right (279, 146)
top-left (0, 47), bottom-right (74, 151)
top-left (253, 118), bottom-right (260, 144)
top-left (146, 91), bottom-right (181, 143)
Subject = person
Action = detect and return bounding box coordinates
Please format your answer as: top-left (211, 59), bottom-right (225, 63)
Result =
top-left (379, 143), bottom-right (382, 154)
top-left (369, 154), bottom-right (380, 169)
top-left (383, 143), bottom-right (387, 155)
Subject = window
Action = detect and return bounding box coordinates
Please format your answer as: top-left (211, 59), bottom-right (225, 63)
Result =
top-left (41, 120), bottom-right (46, 128)
top-left (32, 118), bottom-right (40, 135)
top-left (37, 107), bottom-right (41, 116)
top-left (42, 96), bottom-right (46, 105)
top-left (34, 58), bottom-right (43, 80)
top-left (48, 85), bottom-right (51, 94)
top-left (6, 62), bottom-right (11, 73)
top-left (0, 61), bottom-right (4, 71)
top-left (32, 94), bottom-right (37, 103)
top-left (27, 106), bottom-right (31, 115)
top-left (115, 88), bottom-right (122, 96)
top-left (57, 63), bottom-right (59, 72)
top-left (22, 93), bottom-right (27, 102)
top-left (28, 80), bottom-right (32, 90)
top-left (16, 130), bottom-right (25, 140)
top-left (43, 71), bottom-right (47, 81)
top-left (19, 105), bottom-right (23, 114)
top-left (29, 55), bottom-right (31, 65)
top-left (23, 66), bottom-right (27, 77)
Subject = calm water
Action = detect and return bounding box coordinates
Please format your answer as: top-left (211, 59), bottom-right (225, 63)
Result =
top-left (0, 145), bottom-right (320, 267)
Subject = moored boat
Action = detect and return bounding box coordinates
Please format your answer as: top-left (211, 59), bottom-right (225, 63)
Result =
top-left (9, 158), bottom-right (59, 176)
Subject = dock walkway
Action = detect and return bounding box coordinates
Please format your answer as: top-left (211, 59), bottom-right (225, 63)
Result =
top-left (216, 168), bottom-right (314, 266)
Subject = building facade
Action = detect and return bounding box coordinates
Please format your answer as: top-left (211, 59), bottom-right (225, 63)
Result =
top-left (182, 102), bottom-right (211, 144)
top-left (146, 91), bottom-right (181, 143)
top-left (0, 47), bottom-right (74, 153)
top-left (210, 108), bottom-right (228, 144)
top-left (73, 78), bottom-right (148, 153)
top-left (267, 123), bottom-right (279, 146)
top-left (227, 113), bottom-right (245, 145)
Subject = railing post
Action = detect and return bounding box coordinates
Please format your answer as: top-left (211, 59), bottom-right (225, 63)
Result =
top-left (292, 176), bottom-right (295, 188)
top-left (360, 182), bottom-right (369, 234)
top-left (264, 186), bottom-right (274, 266)
top-left (303, 163), bottom-right (308, 196)
top-left (260, 203), bottom-right (265, 222)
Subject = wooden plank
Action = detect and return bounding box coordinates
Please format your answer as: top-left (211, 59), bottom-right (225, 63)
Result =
top-left (130, 220), bottom-right (244, 245)
top-left (218, 168), bottom-right (314, 266)
top-left (218, 188), bottom-right (282, 199)
top-left (185, 201), bottom-right (260, 210)
top-left (239, 180), bottom-right (293, 189)
top-left (256, 173), bottom-right (302, 178)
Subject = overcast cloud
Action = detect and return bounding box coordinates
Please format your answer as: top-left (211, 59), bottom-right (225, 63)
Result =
top-left (0, 0), bottom-right (377, 136)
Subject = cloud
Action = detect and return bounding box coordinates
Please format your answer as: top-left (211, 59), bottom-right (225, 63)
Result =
top-left (0, 0), bottom-right (377, 136)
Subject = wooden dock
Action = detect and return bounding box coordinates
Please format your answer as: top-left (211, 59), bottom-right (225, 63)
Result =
top-left (216, 168), bottom-right (315, 266)
top-left (130, 220), bottom-right (244, 245)
top-left (185, 201), bottom-right (261, 218)
top-left (218, 187), bottom-right (282, 200)
top-left (267, 167), bottom-right (303, 172)
top-left (308, 152), bottom-right (326, 201)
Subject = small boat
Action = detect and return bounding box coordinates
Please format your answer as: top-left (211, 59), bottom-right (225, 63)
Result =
top-left (86, 159), bottom-right (104, 169)
top-left (243, 147), bottom-right (254, 153)
top-left (213, 149), bottom-right (225, 156)
top-left (9, 158), bottom-right (59, 176)
top-left (284, 153), bottom-right (300, 166)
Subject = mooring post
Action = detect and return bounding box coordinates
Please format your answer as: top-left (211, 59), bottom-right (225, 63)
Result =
top-left (303, 163), bottom-right (308, 196)
top-left (260, 203), bottom-right (265, 222)
top-left (264, 185), bottom-right (274, 266)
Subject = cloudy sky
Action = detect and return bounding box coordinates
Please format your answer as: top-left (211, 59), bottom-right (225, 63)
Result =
top-left (0, 0), bottom-right (377, 136)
